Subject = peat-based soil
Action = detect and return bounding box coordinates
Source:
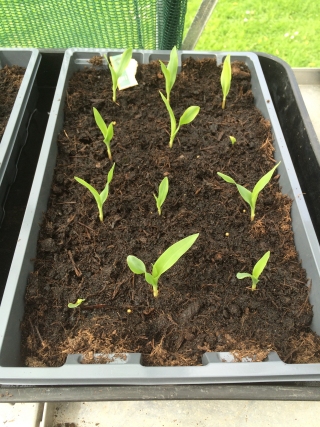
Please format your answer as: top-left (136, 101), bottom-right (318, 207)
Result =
top-left (0, 65), bottom-right (25, 141)
top-left (22, 57), bottom-right (320, 367)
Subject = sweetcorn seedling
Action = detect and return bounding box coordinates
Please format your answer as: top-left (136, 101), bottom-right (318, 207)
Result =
top-left (160, 91), bottom-right (200, 148)
top-left (93, 107), bottom-right (114, 161)
top-left (159, 46), bottom-right (178, 103)
top-left (127, 233), bottom-right (199, 297)
top-left (154, 177), bottom-right (169, 215)
top-left (105, 48), bottom-right (133, 102)
top-left (229, 136), bottom-right (236, 145)
top-left (237, 251), bottom-right (270, 290)
top-left (68, 298), bottom-right (85, 308)
top-left (221, 54), bottom-right (231, 109)
top-left (217, 162), bottom-right (280, 221)
top-left (74, 163), bottom-right (115, 222)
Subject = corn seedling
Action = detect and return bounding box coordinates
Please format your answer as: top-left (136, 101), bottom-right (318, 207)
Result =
top-left (154, 177), bottom-right (169, 215)
top-left (159, 46), bottom-right (178, 103)
top-left (93, 107), bottom-right (114, 161)
top-left (217, 162), bottom-right (280, 221)
top-left (229, 136), bottom-right (236, 145)
top-left (127, 233), bottom-right (199, 297)
top-left (105, 48), bottom-right (133, 102)
top-left (74, 163), bottom-right (115, 222)
top-left (237, 251), bottom-right (270, 290)
top-left (160, 91), bottom-right (200, 148)
top-left (221, 54), bottom-right (231, 109)
top-left (68, 298), bottom-right (85, 308)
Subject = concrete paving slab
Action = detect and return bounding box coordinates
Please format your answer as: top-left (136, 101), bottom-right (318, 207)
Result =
top-left (0, 402), bottom-right (43, 426)
top-left (294, 68), bottom-right (320, 143)
top-left (47, 400), bottom-right (320, 427)
top-left (298, 85), bottom-right (320, 142)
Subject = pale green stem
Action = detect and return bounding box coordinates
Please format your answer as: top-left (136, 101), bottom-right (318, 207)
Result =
top-left (169, 127), bottom-right (179, 148)
top-left (107, 146), bottom-right (112, 162)
top-left (112, 82), bottom-right (117, 102)
top-left (99, 208), bottom-right (103, 222)
top-left (251, 277), bottom-right (258, 290)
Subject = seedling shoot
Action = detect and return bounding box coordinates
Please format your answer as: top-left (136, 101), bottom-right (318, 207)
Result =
top-left (159, 46), bottom-right (178, 103)
top-left (217, 162), bottom-right (280, 220)
top-left (229, 136), bottom-right (236, 145)
top-left (93, 107), bottom-right (114, 161)
top-left (74, 163), bottom-right (115, 222)
top-left (105, 48), bottom-right (133, 102)
top-left (237, 251), bottom-right (270, 290)
top-left (68, 298), bottom-right (85, 308)
top-left (221, 54), bottom-right (231, 109)
top-left (159, 91), bottom-right (200, 148)
top-left (127, 233), bottom-right (199, 297)
top-left (154, 177), bottom-right (169, 215)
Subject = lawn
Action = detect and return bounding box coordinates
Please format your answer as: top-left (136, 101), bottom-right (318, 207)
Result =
top-left (185, 0), bottom-right (320, 67)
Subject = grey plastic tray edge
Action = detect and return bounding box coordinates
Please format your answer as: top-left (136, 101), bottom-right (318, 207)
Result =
top-left (0, 49), bottom-right (41, 221)
top-left (1, 49), bottom-right (320, 386)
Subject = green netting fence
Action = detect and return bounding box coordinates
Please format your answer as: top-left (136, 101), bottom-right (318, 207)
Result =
top-left (0, 0), bottom-right (188, 50)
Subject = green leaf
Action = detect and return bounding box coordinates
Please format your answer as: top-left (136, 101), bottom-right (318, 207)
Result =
top-left (127, 256), bottom-right (146, 275)
top-left (252, 162), bottom-right (281, 207)
top-left (108, 63), bottom-right (118, 102)
top-left (107, 59), bottom-right (117, 79)
top-left (152, 233), bottom-right (199, 279)
top-left (159, 91), bottom-right (175, 124)
top-left (159, 46), bottom-right (178, 101)
top-left (107, 163), bottom-right (116, 184)
top-left (217, 172), bottom-right (237, 185)
top-left (167, 46), bottom-right (178, 93)
top-left (159, 91), bottom-right (177, 145)
top-left (74, 176), bottom-right (102, 212)
top-left (116, 48), bottom-right (133, 78)
top-left (252, 251), bottom-right (270, 280)
top-left (145, 272), bottom-right (158, 287)
top-left (93, 107), bottom-right (108, 138)
top-left (229, 136), bottom-right (236, 145)
top-left (99, 184), bottom-right (109, 206)
top-left (236, 272), bottom-right (253, 280)
top-left (155, 177), bottom-right (169, 215)
top-left (100, 163), bottom-right (115, 205)
top-left (218, 172), bottom-right (253, 206)
top-left (235, 184), bottom-right (253, 207)
top-left (105, 122), bottom-right (114, 144)
top-left (158, 176), bottom-right (169, 204)
top-left (179, 106), bottom-right (200, 126)
top-left (221, 54), bottom-right (231, 107)
top-left (68, 298), bottom-right (85, 309)
top-left (159, 60), bottom-right (171, 96)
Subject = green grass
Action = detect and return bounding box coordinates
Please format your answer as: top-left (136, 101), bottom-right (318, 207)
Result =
top-left (185, 0), bottom-right (320, 67)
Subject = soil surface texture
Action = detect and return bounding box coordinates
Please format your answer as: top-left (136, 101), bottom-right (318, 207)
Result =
top-left (22, 57), bottom-right (320, 367)
top-left (0, 65), bottom-right (25, 141)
